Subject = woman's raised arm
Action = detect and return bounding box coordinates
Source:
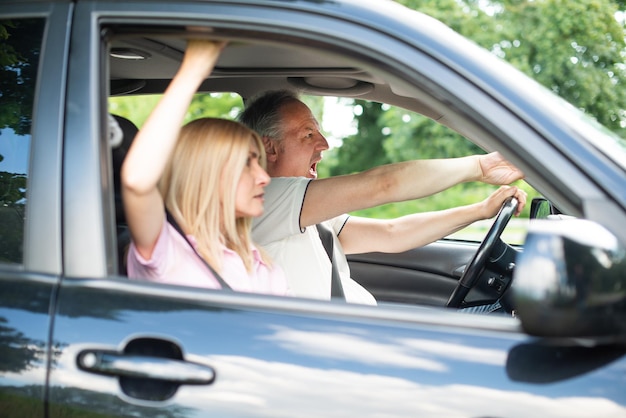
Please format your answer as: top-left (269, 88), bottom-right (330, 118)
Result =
top-left (121, 40), bottom-right (226, 259)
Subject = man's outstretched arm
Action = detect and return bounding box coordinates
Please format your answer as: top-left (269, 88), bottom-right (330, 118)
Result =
top-left (337, 185), bottom-right (527, 255)
top-left (300, 152), bottom-right (524, 228)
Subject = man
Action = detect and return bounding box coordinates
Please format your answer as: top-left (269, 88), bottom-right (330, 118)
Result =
top-left (240, 90), bottom-right (527, 305)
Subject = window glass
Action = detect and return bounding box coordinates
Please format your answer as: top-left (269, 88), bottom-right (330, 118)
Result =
top-left (0, 18), bottom-right (45, 264)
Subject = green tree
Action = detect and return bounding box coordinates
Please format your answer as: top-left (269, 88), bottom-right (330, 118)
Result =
top-left (497, 0), bottom-right (626, 137)
top-left (0, 19), bottom-right (43, 136)
top-left (397, 0), bottom-right (626, 138)
top-left (109, 92), bottom-right (243, 128)
top-left (379, 106), bottom-right (482, 162)
top-left (322, 0), bottom-right (624, 221)
top-left (327, 100), bottom-right (391, 175)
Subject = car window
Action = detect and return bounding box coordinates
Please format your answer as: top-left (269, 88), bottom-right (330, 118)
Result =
top-left (308, 97), bottom-right (539, 246)
top-left (104, 29), bottom-right (532, 310)
top-left (0, 18), bottom-right (44, 265)
top-left (109, 93), bottom-right (539, 247)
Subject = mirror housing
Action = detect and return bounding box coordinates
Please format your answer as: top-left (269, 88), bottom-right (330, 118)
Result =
top-left (529, 197), bottom-right (562, 219)
top-left (513, 219), bottom-right (626, 341)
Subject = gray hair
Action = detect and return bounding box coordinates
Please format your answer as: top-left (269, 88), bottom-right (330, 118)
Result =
top-left (238, 90), bottom-right (300, 143)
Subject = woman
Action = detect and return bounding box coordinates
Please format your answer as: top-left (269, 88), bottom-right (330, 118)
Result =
top-left (121, 39), bottom-right (288, 295)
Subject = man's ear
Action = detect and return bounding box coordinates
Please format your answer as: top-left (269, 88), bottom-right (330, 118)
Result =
top-left (262, 136), bottom-right (278, 162)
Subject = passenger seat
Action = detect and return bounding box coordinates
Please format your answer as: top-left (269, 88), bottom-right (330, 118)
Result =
top-left (110, 114), bottom-right (138, 275)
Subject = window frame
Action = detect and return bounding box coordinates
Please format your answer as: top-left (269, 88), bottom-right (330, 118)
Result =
top-left (0, 3), bottom-right (70, 274)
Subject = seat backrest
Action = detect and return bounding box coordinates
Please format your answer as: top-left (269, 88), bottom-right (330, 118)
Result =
top-left (110, 114), bottom-right (138, 275)
top-left (111, 114), bottom-right (139, 225)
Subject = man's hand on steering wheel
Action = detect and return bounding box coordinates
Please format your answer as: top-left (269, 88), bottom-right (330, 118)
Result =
top-left (446, 186), bottom-right (527, 309)
top-left (481, 185), bottom-right (527, 217)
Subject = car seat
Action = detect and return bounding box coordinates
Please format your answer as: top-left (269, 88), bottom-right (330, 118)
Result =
top-left (110, 114), bottom-right (138, 275)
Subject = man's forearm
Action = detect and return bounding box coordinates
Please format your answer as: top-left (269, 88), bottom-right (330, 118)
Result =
top-left (360, 155), bottom-right (482, 204)
top-left (340, 203), bottom-right (483, 255)
top-left (301, 155), bottom-right (481, 227)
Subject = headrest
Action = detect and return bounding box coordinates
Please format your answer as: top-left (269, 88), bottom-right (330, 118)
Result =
top-left (111, 114), bottom-right (139, 165)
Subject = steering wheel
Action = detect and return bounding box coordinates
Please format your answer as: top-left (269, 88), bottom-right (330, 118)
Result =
top-left (446, 196), bottom-right (519, 308)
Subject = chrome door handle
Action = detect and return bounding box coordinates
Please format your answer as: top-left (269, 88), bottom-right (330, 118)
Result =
top-left (77, 349), bottom-right (215, 385)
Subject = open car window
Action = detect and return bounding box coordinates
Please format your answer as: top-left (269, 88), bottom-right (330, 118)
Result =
top-left (102, 19), bottom-right (591, 313)
top-left (304, 96), bottom-right (539, 246)
top-left (110, 92), bottom-right (537, 247)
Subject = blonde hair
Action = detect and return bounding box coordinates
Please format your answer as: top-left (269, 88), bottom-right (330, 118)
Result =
top-left (159, 118), bottom-right (268, 273)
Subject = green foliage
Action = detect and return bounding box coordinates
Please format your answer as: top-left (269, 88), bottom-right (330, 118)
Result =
top-left (379, 107), bottom-right (483, 161)
top-left (327, 100), bottom-right (391, 175)
top-left (323, 100), bottom-right (483, 175)
top-left (0, 22), bottom-right (19, 66)
top-left (396, 0), bottom-right (626, 138)
top-left (351, 180), bottom-right (540, 219)
top-left (319, 0), bottom-right (625, 226)
top-left (0, 389), bottom-right (44, 417)
top-left (301, 95), bottom-right (325, 122)
top-left (0, 19), bottom-right (43, 136)
top-left (109, 93), bottom-right (243, 128)
top-left (186, 92), bottom-right (244, 122)
top-left (108, 95), bottom-right (161, 127)
top-left (0, 385), bottom-right (191, 417)
top-left (499, 0), bottom-right (626, 136)
top-left (0, 172), bottom-right (26, 205)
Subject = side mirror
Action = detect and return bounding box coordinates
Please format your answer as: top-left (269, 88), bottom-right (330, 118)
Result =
top-left (513, 219), bottom-right (626, 341)
top-left (529, 197), bottom-right (562, 219)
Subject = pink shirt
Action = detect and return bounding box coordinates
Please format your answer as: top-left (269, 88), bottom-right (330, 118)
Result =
top-left (127, 221), bottom-right (289, 296)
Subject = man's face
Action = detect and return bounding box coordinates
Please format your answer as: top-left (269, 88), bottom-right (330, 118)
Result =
top-left (266, 100), bottom-right (329, 178)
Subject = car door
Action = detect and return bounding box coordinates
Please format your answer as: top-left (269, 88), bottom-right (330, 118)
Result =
top-left (48, 277), bottom-right (626, 418)
top-left (0, 2), bottom-right (71, 414)
top-left (45, 1), bottom-right (626, 417)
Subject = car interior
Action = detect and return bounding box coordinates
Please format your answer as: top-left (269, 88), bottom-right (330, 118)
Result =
top-left (107, 28), bottom-right (525, 311)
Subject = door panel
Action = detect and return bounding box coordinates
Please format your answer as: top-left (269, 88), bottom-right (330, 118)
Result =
top-left (48, 278), bottom-right (626, 417)
top-left (0, 274), bottom-right (58, 416)
top-left (348, 240), bottom-right (478, 306)
top-left (0, 3), bottom-right (70, 416)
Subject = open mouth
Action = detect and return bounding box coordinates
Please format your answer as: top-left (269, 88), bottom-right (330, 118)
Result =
top-left (309, 162), bottom-right (318, 178)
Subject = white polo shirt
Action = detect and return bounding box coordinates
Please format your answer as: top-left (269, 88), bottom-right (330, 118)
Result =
top-left (252, 177), bottom-right (376, 305)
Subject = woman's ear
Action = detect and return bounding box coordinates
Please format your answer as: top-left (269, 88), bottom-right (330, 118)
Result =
top-left (262, 136), bottom-right (278, 163)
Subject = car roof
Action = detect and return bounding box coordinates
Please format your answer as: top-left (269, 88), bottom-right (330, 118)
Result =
top-left (107, 0), bottom-right (480, 103)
